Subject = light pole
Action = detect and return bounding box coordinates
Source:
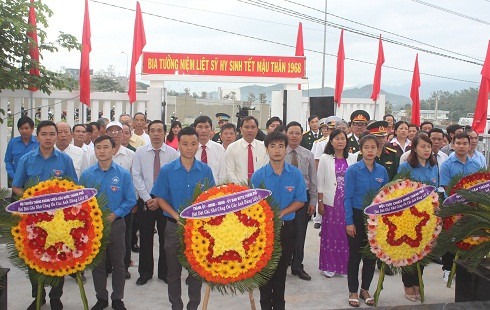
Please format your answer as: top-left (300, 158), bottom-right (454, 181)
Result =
top-left (121, 51), bottom-right (128, 82)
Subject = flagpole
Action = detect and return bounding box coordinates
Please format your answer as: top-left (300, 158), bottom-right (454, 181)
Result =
top-left (374, 99), bottom-right (377, 120)
top-left (29, 90), bottom-right (34, 119)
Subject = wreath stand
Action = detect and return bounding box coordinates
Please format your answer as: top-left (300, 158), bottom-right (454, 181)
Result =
top-left (201, 285), bottom-right (256, 310)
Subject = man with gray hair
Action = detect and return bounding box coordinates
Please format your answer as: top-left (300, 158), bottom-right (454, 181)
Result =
top-left (97, 117), bottom-right (110, 136)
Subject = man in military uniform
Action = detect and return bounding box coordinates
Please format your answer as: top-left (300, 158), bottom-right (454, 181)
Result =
top-left (300, 115), bottom-right (322, 151)
top-left (358, 121), bottom-right (399, 181)
top-left (347, 110), bottom-right (370, 153)
top-left (212, 113), bottom-right (230, 144)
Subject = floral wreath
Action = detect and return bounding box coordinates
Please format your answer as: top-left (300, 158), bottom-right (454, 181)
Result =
top-left (443, 172), bottom-right (490, 250)
top-left (1, 178), bottom-right (110, 309)
top-left (178, 184), bottom-right (281, 293)
top-left (437, 171), bottom-right (490, 287)
top-left (365, 179), bottom-right (441, 305)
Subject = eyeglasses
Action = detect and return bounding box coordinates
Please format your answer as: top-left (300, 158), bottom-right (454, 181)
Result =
top-left (107, 130), bottom-right (122, 135)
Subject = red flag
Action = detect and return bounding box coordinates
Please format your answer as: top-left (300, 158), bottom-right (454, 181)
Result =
top-left (472, 41), bottom-right (490, 133)
top-left (410, 54), bottom-right (421, 126)
top-left (128, 1), bottom-right (146, 104)
top-left (27, 0), bottom-right (40, 92)
top-left (79, 0), bottom-right (91, 106)
top-left (370, 35), bottom-right (385, 101)
top-left (334, 29), bottom-right (345, 107)
top-left (295, 22), bottom-right (304, 90)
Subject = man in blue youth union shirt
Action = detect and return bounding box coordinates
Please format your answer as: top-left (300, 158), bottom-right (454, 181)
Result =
top-left (12, 120), bottom-right (77, 310)
top-left (80, 135), bottom-right (136, 310)
top-left (251, 131), bottom-right (307, 310)
top-left (151, 126), bottom-right (215, 310)
top-left (4, 116), bottom-right (39, 181)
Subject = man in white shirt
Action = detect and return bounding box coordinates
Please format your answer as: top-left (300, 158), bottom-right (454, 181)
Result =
top-left (429, 128), bottom-right (449, 169)
top-left (193, 116), bottom-right (227, 184)
top-left (132, 120), bottom-right (179, 286)
top-left (119, 114), bottom-right (146, 149)
top-left (56, 122), bottom-right (88, 179)
top-left (225, 116), bottom-right (269, 184)
top-left (133, 112), bottom-right (151, 145)
top-left (73, 124), bottom-right (96, 167)
top-left (106, 121), bottom-right (136, 280)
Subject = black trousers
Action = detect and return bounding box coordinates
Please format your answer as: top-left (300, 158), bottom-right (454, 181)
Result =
top-left (137, 198), bottom-right (167, 279)
top-left (402, 265), bottom-right (424, 287)
top-left (291, 192), bottom-right (311, 272)
top-left (30, 270), bottom-right (63, 300)
top-left (347, 209), bottom-right (376, 293)
top-left (124, 213), bottom-right (133, 270)
top-left (260, 221), bottom-right (296, 310)
top-left (442, 252), bottom-right (455, 271)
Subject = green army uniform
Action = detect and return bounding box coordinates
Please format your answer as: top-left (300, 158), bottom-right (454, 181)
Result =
top-left (300, 130), bottom-right (322, 151)
top-left (212, 132), bottom-right (222, 144)
top-left (348, 110), bottom-right (370, 153)
top-left (348, 135), bottom-right (360, 154)
top-left (357, 146), bottom-right (399, 181)
top-left (213, 112), bottom-right (230, 144)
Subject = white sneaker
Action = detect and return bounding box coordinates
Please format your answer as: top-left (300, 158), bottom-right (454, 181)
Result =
top-left (443, 270), bottom-right (450, 284)
top-left (322, 271), bottom-right (335, 278)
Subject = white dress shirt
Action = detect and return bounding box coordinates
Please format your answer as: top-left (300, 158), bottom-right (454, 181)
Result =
top-left (195, 140), bottom-right (227, 184)
top-left (56, 144), bottom-right (87, 179)
top-left (81, 143), bottom-right (96, 167)
top-left (132, 143), bottom-right (179, 202)
top-left (113, 145), bottom-right (135, 172)
top-left (225, 138), bottom-right (269, 184)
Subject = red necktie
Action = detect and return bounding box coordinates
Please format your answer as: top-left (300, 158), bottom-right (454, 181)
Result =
top-left (201, 145), bottom-right (207, 164)
top-left (153, 150), bottom-right (160, 184)
top-left (248, 144), bottom-right (254, 180)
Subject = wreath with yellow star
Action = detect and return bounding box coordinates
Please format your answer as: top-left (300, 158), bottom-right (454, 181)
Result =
top-left (1, 179), bottom-right (110, 289)
top-left (365, 179), bottom-right (442, 305)
top-left (367, 179), bottom-right (441, 267)
top-left (178, 184), bottom-right (281, 293)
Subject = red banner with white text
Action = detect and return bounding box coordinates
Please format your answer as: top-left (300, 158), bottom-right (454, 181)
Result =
top-left (142, 52), bottom-right (306, 78)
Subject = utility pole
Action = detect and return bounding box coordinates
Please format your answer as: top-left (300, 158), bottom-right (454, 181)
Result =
top-left (320, 0), bottom-right (327, 96)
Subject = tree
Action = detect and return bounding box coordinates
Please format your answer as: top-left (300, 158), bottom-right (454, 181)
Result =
top-left (258, 92), bottom-right (267, 103)
top-left (247, 93), bottom-right (256, 103)
top-left (192, 92), bottom-right (199, 98)
top-left (420, 88), bottom-right (479, 123)
top-left (91, 77), bottom-right (124, 93)
top-left (0, 0), bottom-right (80, 94)
top-left (183, 88), bottom-right (191, 95)
top-left (167, 89), bottom-right (179, 96)
top-left (385, 101), bottom-right (393, 115)
top-left (200, 91), bottom-right (207, 99)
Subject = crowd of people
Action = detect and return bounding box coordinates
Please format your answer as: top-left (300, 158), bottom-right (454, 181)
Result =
top-left (4, 109), bottom-right (486, 310)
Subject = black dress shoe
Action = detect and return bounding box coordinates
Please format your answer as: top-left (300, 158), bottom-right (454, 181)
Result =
top-left (136, 275), bottom-right (152, 285)
top-left (314, 223), bottom-right (321, 229)
top-left (50, 299), bottom-right (63, 310)
top-left (111, 300), bottom-right (127, 310)
top-left (292, 269), bottom-right (311, 281)
top-left (27, 298), bottom-right (46, 310)
top-left (431, 257), bottom-right (444, 265)
top-left (131, 244), bottom-right (140, 253)
top-left (125, 271), bottom-right (131, 279)
top-left (91, 298), bottom-right (108, 310)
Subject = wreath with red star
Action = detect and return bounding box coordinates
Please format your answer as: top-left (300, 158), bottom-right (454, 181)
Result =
top-left (178, 184), bottom-right (282, 294)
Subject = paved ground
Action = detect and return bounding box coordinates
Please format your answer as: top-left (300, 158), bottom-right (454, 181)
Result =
top-left (1, 222), bottom-right (455, 309)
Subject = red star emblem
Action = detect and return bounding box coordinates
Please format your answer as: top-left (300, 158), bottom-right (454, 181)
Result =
top-left (383, 207), bottom-right (430, 248)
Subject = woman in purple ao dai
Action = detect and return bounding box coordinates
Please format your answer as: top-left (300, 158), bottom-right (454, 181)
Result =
top-left (317, 129), bottom-right (358, 277)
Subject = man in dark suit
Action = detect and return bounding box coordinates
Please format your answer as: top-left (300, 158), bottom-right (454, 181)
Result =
top-left (300, 115), bottom-right (322, 150)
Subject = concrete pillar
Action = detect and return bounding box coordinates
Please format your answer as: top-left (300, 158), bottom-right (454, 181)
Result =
top-left (114, 101), bottom-right (123, 122)
top-left (103, 101), bottom-right (111, 120)
top-left (12, 97), bottom-right (22, 137)
top-left (0, 97), bottom-right (9, 189)
top-left (91, 100), bottom-right (99, 123)
top-left (41, 99), bottom-right (49, 121)
top-left (136, 101), bottom-right (146, 114)
top-left (147, 86), bottom-right (163, 121)
top-left (53, 99), bottom-right (62, 124)
top-left (66, 100), bottom-right (75, 128)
